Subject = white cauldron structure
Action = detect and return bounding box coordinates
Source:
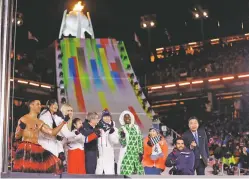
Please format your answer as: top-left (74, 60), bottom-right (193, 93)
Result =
top-left (59, 2), bottom-right (95, 39)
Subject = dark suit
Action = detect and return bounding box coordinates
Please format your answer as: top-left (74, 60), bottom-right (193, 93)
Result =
top-left (79, 121), bottom-right (98, 174)
top-left (183, 128), bottom-right (209, 175)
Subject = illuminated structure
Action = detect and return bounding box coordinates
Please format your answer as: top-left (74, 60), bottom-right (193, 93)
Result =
top-left (59, 2), bottom-right (95, 39)
top-left (56, 2), bottom-right (154, 135)
top-left (155, 33), bottom-right (249, 60)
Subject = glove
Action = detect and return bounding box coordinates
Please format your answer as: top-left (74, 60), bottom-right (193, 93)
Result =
top-left (147, 140), bottom-right (153, 147)
top-left (75, 131), bottom-right (80, 135)
top-left (120, 131), bottom-right (125, 138)
top-left (19, 121), bottom-right (26, 130)
top-left (139, 153), bottom-right (143, 162)
top-left (56, 135), bottom-right (63, 141)
top-left (169, 166), bottom-right (177, 175)
top-left (94, 128), bottom-right (101, 137)
top-left (109, 128), bottom-right (115, 134)
top-left (64, 114), bottom-right (70, 122)
top-left (58, 152), bottom-right (65, 161)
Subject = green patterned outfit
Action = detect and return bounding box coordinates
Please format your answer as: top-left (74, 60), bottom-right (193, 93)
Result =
top-left (118, 124), bottom-right (144, 175)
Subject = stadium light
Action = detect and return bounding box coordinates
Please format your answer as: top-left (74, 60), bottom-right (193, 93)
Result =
top-left (222, 76), bottom-right (234, 80)
top-left (165, 84), bottom-right (176, 88)
top-left (208, 78), bottom-right (220, 82)
top-left (179, 82), bottom-right (190, 86)
top-left (203, 11), bottom-right (208, 17)
top-left (151, 86), bottom-right (162, 90)
top-left (192, 7), bottom-right (209, 40)
top-left (192, 80), bottom-right (203, 84)
top-left (238, 74), bottom-right (249, 78)
top-left (194, 13), bottom-right (200, 19)
top-left (140, 14), bottom-right (157, 56)
top-left (13, 12), bottom-right (23, 27)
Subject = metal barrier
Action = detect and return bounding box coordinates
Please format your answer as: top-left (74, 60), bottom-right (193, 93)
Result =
top-left (170, 128), bottom-right (181, 138)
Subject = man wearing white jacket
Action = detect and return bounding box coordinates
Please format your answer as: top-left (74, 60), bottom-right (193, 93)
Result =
top-left (38, 100), bottom-right (77, 161)
top-left (95, 109), bottom-right (119, 174)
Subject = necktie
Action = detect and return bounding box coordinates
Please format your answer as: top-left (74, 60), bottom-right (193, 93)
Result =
top-left (194, 132), bottom-right (199, 145)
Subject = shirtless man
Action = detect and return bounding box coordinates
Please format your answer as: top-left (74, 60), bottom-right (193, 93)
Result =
top-left (13, 100), bottom-right (69, 174)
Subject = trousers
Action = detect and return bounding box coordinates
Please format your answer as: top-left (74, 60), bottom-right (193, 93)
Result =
top-left (85, 150), bottom-right (97, 174)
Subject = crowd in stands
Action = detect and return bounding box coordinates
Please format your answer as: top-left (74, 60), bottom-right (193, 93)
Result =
top-left (11, 46), bottom-right (55, 84)
top-left (145, 40), bottom-right (249, 85)
top-left (206, 110), bottom-right (249, 175)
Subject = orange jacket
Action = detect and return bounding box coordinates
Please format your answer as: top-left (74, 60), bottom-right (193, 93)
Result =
top-left (142, 136), bottom-right (168, 170)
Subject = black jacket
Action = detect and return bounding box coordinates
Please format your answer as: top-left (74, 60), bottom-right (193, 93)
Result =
top-left (239, 153), bottom-right (249, 169)
top-left (79, 121), bottom-right (98, 152)
top-left (183, 128), bottom-right (209, 166)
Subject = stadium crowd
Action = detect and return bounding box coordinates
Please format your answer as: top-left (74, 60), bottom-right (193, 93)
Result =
top-left (206, 102), bottom-right (249, 175)
top-left (145, 40), bottom-right (249, 85)
top-left (11, 48), bottom-right (55, 84)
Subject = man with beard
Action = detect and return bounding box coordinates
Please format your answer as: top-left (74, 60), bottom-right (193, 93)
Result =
top-left (95, 109), bottom-right (119, 174)
top-left (166, 138), bottom-right (194, 175)
top-left (117, 110), bottom-right (144, 175)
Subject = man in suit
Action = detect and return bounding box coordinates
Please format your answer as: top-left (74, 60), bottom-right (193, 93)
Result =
top-left (182, 116), bottom-right (209, 175)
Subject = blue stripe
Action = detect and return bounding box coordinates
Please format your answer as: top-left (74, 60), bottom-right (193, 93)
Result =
top-left (96, 44), bottom-right (102, 48)
top-left (90, 59), bottom-right (102, 89)
top-left (111, 71), bottom-right (122, 87)
top-left (68, 58), bottom-right (76, 82)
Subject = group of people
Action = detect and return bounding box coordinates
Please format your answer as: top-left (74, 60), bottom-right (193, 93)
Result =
top-left (166, 117), bottom-right (209, 175)
top-left (14, 98), bottom-right (227, 176)
top-left (12, 99), bottom-right (169, 175)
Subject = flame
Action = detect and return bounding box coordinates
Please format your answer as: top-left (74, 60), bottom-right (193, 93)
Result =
top-left (73, 1), bottom-right (84, 12)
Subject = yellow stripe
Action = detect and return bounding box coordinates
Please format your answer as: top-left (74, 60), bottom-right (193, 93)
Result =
top-left (98, 91), bottom-right (108, 109)
top-left (99, 48), bottom-right (116, 92)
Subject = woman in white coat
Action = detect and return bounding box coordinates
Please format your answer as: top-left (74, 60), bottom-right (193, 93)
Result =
top-left (38, 100), bottom-right (77, 161)
top-left (95, 109), bottom-right (119, 174)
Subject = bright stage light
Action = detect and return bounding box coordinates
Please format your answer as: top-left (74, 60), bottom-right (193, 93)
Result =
top-left (203, 11), bottom-right (208, 17)
top-left (150, 21), bottom-right (155, 27)
top-left (195, 13), bottom-right (200, 18)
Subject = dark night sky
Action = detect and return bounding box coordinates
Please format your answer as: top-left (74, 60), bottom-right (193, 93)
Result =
top-left (16, 0), bottom-right (249, 52)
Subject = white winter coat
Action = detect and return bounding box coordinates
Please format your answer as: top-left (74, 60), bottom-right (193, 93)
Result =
top-left (67, 129), bottom-right (86, 150)
top-left (95, 122), bottom-right (119, 174)
top-left (38, 110), bottom-right (76, 157)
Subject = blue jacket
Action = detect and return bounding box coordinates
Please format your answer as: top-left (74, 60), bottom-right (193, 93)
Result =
top-left (166, 148), bottom-right (195, 175)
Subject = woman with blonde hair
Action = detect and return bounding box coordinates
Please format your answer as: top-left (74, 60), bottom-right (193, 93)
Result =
top-left (60, 104), bottom-right (73, 131)
top-left (60, 103), bottom-right (74, 169)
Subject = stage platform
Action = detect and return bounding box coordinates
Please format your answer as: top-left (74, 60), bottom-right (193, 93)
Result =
top-left (1, 172), bottom-right (248, 178)
top-left (1, 172), bottom-right (127, 178)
